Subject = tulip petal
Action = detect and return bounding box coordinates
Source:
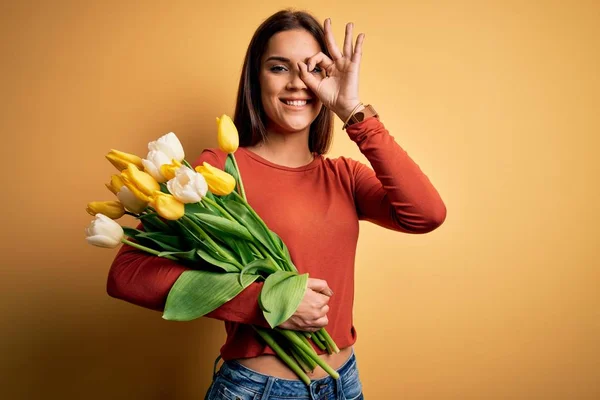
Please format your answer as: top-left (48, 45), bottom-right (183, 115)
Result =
top-left (117, 186), bottom-right (148, 214)
top-left (148, 132), bottom-right (184, 161)
top-left (124, 163), bottom-right (160, 196)
top-left (195, 162), bottom-right (236, 196)
top-left (85, 213), bottom-right (124, 248)
top-left (216, 114), bottom-right (239, 154)
top-left (86, 235), bottom-right (120, 248)
top-left (106, 149), bottom-right (144, 171)
top-left (166, 166), bottom-right (208, 204)
top-left (86, 200), bottom-right (125, 219)
top-left (150, 191), bottom-right (184, 220)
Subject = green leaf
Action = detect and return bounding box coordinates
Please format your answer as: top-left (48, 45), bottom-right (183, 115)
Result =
top-left (192, 213), bottom-right (253, 241)
top-left (122, 227), bottom-right (143, 239)
top-left (159, 182), bottom-right (170, 194)
top-left (225, 153), bottom-right (242, 195)
top-left (220, 198), bottom-right (282, 259)
top-left (230, 239), bottom-right (255, 265)
top-left (238, 258), bottom-right (279, 286)
top-left (173, 220), bottom-right (203, 246)
top-left (121, 227), bottom-right (174, 252)
top-left (137, 232), bottom-right (183, 251)
top-left (158, 248), bottom-right (198, 261)
top-left (138, 213), bottom-right (171, 233)
top-left (271, 231), bottom-right (292, 262)
top-left (260, 271), bottom-right (309, 328)
top-left (184, 203), bottom-right (205, 214)
top-left (163, 271), bottom-right (259, 321)
top-left (196, 249), bottom-right (239, 273)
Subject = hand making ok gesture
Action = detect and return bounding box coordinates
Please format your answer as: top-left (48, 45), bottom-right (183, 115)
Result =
top-left (297, 18), bottom-right (365, 122)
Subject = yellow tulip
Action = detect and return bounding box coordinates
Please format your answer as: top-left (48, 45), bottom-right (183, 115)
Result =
top-left (105, 149), bottom-right (144, 171)
top-left (149, 191), bottom-right (184, 220)
top-left (105, 174), bottom-right (125, 195)
top-left (86, 200), bottom-right (125, 220)
top-left (121, 163), bottom-right (160, 197)
top-left (216, 114), bottom-right (239, 153)
top-left (120, 175), bottom-right (150, 203)
top-left (159, 159), bottom-right (183, 181)
top-left (195, 162), bottom-right (236, 196)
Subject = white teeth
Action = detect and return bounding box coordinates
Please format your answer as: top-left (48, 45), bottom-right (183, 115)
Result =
top-left (285, 100), bottom-right (307, 106)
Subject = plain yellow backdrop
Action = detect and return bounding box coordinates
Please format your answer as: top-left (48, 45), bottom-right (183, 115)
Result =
top-left (2, 0), bottom-right (598, 399)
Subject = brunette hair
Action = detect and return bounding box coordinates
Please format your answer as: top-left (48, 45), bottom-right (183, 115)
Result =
top-left (233, 9), bottom-right (334, 155)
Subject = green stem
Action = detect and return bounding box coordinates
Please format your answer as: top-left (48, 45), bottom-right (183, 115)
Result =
top-left (249, 242), bottom-right (283, 271)
top-left (253, 326), bottom-right (310, 385)
top-left (298, 331), bottom-right (314, 350)
top-left (230, 191), bottom-right (291, 266)
top-left (121, 238), bottom-right (177, 260)
top-left (124, 211), bottom-right (139, 217)
top-left (247, 242), bottom-right (264, 259)
top-left (231, 154), bottom-right (246, 201)
top-left (294, 341), bottom-right (318, 370)
top-left (318, 328), bottom-right (340, 354)
top-left (289, 347), bottom-right (312, 373)
top-left (201, 197), bottom-right (235, 221)
top-left (182, 159), bottom-right (193, 169)
top-left (308, 331), bottom-right (327, 351)
top-left (180, 216), bottom-right (243, 269)
top-left (277, 329), bottom-right (339, 379)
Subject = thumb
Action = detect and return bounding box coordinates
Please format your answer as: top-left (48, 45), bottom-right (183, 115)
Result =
top-left (297, 61), bottom-right (320, 93)
top-left (307, 278), bottom-right (334, 297)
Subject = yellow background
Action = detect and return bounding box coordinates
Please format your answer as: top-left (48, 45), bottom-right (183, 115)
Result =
top-left (2, 0), bottom-right (598, 399)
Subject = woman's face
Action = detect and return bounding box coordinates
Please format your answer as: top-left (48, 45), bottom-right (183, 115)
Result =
top-left (259, 29), bottom-right (326, 135)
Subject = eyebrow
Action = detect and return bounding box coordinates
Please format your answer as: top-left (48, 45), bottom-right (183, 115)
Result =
top-left (264, 56), bottom-right (290, 63)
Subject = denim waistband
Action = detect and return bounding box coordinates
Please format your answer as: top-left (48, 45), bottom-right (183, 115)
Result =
top-left (216, 348), bottom-right (356, 398)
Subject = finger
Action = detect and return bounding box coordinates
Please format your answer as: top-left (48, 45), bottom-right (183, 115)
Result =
top-left (324, 18), bottom-right (343, 61)
top-left (307, 278), bottom-right (334, 296)
top-left (343, 22), bottom-right (354, 58)
top-left (306, 52), bottom-right (334, 73)
top-left (297, 61), bottom-right (322, 94)
top-left (315, 293), bottom-right (330, 308)
top-left (352, 33), bottom-right (365, 64)
top-left (313, 316), bottom-right (329, 328)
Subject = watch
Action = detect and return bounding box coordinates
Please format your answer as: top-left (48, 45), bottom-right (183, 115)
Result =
top-left (342, 104), bottom-right (379, 130)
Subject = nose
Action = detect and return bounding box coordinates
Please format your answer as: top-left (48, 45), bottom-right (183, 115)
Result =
top-left (286, 68), bottom-right (307, 90)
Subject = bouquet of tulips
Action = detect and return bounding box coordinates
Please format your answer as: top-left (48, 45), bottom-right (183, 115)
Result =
top-left (85, 115), bottom-right (339, 384)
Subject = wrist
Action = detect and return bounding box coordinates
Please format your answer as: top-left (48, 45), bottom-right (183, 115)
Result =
top-left (334, 101), bottom-right (364, 123)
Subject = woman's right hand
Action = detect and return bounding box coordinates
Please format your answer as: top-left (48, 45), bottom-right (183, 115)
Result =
top-left (277, 278), bottom-right (333, 332)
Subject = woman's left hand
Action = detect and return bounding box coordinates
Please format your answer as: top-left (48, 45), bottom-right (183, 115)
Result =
top-left (297, 18), bottom-right (365, 122)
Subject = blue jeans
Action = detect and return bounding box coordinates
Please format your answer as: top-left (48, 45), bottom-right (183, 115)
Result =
top-left (204, 348), bottom-right (364, 400)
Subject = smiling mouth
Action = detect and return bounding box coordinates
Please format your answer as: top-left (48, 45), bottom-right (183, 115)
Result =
top-left (280, 99), bottom-right (313, 107)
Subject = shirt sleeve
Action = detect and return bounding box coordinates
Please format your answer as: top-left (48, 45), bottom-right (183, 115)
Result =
top-left (105, 149), bottom-right (270, 327)
top-left (346, 117), bottom-right (447, 233)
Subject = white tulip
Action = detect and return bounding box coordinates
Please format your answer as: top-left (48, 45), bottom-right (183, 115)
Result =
top-left (167, 166), bottom-right (208, 204)
top-left (142, 149), bottom-right (172, 183)
top-left (148, 132), bottom-right (184, 162)
top-left (116, 186), bottom-right (148, 214)
top-left (85, 214), bottom-right (124, 248)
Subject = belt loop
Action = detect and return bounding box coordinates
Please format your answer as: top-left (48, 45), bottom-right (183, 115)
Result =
top-left (259, 377), bottom-right (276, 400)
top-left (212, 354), bottom-right (222, 381)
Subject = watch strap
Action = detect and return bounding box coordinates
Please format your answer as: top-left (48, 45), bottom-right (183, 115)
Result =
top-left (342, 104), bottom-right (379, 130)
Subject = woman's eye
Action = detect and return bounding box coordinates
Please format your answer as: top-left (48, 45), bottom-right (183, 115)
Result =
top-left (312, 66), bottom-right (322, 74)
top-left (270, 65), bottom-right (287, 72)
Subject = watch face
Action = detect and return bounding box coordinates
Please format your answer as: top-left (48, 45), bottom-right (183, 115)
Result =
top-left (356, 112), bottom-right (365, 122)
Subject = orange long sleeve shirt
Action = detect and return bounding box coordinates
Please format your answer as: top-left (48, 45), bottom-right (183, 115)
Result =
top-left (106, 116), bottom-right (446, 360)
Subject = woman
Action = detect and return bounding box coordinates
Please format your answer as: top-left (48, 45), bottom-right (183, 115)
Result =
top-left (107, 9), bottom-right (446, 400)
